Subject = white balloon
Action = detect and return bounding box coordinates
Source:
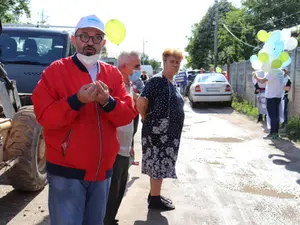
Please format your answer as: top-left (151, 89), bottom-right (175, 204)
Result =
top-left (262, 43), bottom-right (274, 56)
top-left (262, 62), bottom-right (271, 72)
top-left (252, 60), bottom-right (263, 70)
top-left (281, 29), bottom-right (291, 42)
top-left (286, 37), bottom-right (298, 51)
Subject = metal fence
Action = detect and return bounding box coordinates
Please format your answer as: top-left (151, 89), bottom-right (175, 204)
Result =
top-left (223, 47), bottom-right (300, 116)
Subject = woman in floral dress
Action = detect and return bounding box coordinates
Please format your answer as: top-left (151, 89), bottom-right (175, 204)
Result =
top-left (136, 48), bottom-right (185, 210)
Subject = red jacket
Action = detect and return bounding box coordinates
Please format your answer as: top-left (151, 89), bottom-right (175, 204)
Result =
top-left (32, 55), bottom-right (137, 181)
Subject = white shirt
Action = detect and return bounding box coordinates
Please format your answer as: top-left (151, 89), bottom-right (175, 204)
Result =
top-left (87, 63), bottom-right (99, 82)
top-left (264, 69), bottom-right (285, 98)
top-left (117, 85), bottom-right (134, 157)
top-left (252, 71), bottom-right (266, 88)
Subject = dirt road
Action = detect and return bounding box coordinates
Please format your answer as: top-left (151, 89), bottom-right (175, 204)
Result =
top-left (1, 103), bottom-right (300, 225)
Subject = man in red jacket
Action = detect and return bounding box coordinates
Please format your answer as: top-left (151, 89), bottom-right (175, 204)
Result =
top-left (32, 14), bottom-right (137, 225)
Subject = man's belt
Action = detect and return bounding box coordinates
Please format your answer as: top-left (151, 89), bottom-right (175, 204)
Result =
top-left (259, 88), bottom-right (265, 90)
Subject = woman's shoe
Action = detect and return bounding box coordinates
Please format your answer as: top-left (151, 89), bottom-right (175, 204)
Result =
top-left (148, 193), bottom-right (173, 204)
top-left (148, 196), bottom-right (175, 211)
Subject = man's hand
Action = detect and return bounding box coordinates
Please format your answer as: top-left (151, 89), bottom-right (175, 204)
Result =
top-left (77, 83), bottom-right (98, 103)
top-left (94, 80), bottom-right (109, 105)
top-left (132, 92), bottom-right (139, 101)
top-left (136, 96), bottom-right (148, 120)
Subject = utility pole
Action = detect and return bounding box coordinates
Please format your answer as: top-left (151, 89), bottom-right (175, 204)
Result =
top-left (142, 39), bottom-right (147, 65)
top-left (213, 0), bottom-right (219, 69)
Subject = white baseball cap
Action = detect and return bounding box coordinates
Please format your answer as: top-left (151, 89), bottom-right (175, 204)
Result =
top-left (75, 15), bottom-right (105, 34)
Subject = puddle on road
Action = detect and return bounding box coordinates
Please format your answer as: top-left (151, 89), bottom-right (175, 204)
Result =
top-left (193, 137), bottom-right (245, 143)
top-left (243, 184), bottom-right (296, 199)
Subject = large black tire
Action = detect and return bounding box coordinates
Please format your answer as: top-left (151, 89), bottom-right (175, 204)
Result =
top-left (5, 106), bottom-right (47, 191)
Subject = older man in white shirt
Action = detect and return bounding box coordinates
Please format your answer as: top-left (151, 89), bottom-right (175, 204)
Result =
top-left (104, 51), bottom-right (141, 225)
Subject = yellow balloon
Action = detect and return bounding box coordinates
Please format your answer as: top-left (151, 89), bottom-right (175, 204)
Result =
top-left (271, 59), bottom-right (282, 69)
top-left (279, 52), bottom-right (289, 63)
top-left (257, 30), bottom-right (268, 42)
top-left (258, 52), bottom-right (269, 63)
top-left (105, 19), bottom-right (126, 45)
top-left (216, 67), bottom-right (222, 73)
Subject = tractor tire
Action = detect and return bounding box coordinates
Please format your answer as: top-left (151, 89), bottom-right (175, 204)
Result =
top-left (6, 106), bottom-right (47, 191)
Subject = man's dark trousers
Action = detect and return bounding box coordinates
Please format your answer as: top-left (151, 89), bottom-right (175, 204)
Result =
top-left (266, 97), bottom-right (281, 134)
top-left (131, 114), bottom-right (139, 149)
top-left (104, 155), bottom-right (129, 225)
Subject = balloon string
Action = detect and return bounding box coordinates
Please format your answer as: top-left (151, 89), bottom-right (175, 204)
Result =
top-left (222, 23), bottom-right (257, 48)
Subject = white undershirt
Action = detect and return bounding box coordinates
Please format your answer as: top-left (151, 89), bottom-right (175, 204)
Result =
top-left (86, 62), bottom-right (99, 82)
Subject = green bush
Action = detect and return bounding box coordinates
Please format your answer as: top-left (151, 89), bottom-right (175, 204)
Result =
top-left (232, 92), bottom-right (300, 142)
top-left (285, 117), bottom-right (300, 142)
top-left (232, 93), bottom-right (259, 118)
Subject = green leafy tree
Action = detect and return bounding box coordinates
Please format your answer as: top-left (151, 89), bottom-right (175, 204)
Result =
top-left (141, 53), bottom-right (162, 72)
top-left (0, 0), bottom-right (31, 23)
top-left (218, 8), bottom-right (256, 65)
top-left (185, 0), bottom-right (233, 69)
top-left (186, 0), bottom-right (300, 68)
top-left (242, 0), bottom-right (300, 31)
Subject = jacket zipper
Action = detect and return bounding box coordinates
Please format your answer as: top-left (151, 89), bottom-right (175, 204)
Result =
top-left (94, 102), bottom-right (103, 181)
top-left (61, 129), bottom-right (72, 157)
top-left (94, 67), bottom-right (103, 181)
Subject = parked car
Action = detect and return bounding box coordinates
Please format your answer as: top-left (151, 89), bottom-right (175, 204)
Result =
top-left (188, 73), bottom-right (232, 108)
top-left (184, 70), bottom-right (200, 96)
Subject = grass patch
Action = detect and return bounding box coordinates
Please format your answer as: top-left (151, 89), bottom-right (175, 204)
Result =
top-left (232, 92), bottom-right (300, 142)
top-left (285, 117), bottom-right (300, 142)
top-left (231, 93), bottom-right (259, 118)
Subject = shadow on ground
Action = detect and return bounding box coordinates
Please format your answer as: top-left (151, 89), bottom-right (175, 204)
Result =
top-left (134, 210), bottom-right (169, 225)
top-left (268, 137), bottom-right (300, 185)
top-left (189, 101), bottom-right (234, 115)
top-left (0, 189), bottom-right (42, 224)
top-left (124, 175), bottom-right (139, 197)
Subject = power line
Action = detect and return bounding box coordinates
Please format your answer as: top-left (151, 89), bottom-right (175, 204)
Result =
top-left (225, 10), bottom-right (300, 30)
top-left (250, 0), bottom-right (292, 16)
top-left (222, 23), bottom-right (257, 48)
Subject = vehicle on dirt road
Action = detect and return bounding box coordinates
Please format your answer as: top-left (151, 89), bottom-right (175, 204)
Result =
top-left (188, 73), bottom-right (232, 108)
top-left (0, 22), bottom-right (75, 191)
top-left (184, 70), bottom-right (200, 96)
top-left (0, 25), bottom-right (75, 105)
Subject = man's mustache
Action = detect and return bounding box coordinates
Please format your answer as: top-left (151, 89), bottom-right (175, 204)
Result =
top-left (83, 46), bottom-right (96, 52)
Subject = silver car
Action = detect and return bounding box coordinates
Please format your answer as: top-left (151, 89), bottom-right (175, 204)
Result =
top-left (188, 73), bottom-right (232, 108)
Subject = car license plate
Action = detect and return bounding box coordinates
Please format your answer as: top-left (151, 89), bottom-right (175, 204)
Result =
top-left (206, 88), bottom-right (220, 92)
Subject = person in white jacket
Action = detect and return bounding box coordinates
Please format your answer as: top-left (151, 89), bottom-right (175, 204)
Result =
top-left (252, 70), bottom-right (268, 123)
top-left (253, 69), bottom-right (285, 139)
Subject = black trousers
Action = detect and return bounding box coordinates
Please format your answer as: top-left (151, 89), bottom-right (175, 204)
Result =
top-left (131, 114), bottom-right (139, 148)
top-left (266, 97), bottom-right (281, 134)
top-left (283, 95), bottom-right (289, 125)
top-left (104, 155), bottom-right (129, 225)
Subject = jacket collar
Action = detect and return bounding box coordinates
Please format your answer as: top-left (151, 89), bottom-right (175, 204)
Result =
top-left (72, 53), bottom-right (100, 73)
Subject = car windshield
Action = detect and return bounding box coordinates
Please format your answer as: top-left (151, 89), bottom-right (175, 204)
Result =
top-left (0, 30), bottom-right (66, 65)
top-left (198, 73), bottom-right (227, 82)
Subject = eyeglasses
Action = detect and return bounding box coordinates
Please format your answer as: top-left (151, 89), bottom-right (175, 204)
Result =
top-left (134, 64), bottom-right (141, 69)
top-left (75, 33), bottom-right (104, 44)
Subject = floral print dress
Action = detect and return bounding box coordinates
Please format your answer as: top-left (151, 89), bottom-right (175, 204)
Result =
top-left (140, 74), bottom-right (185, 179)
